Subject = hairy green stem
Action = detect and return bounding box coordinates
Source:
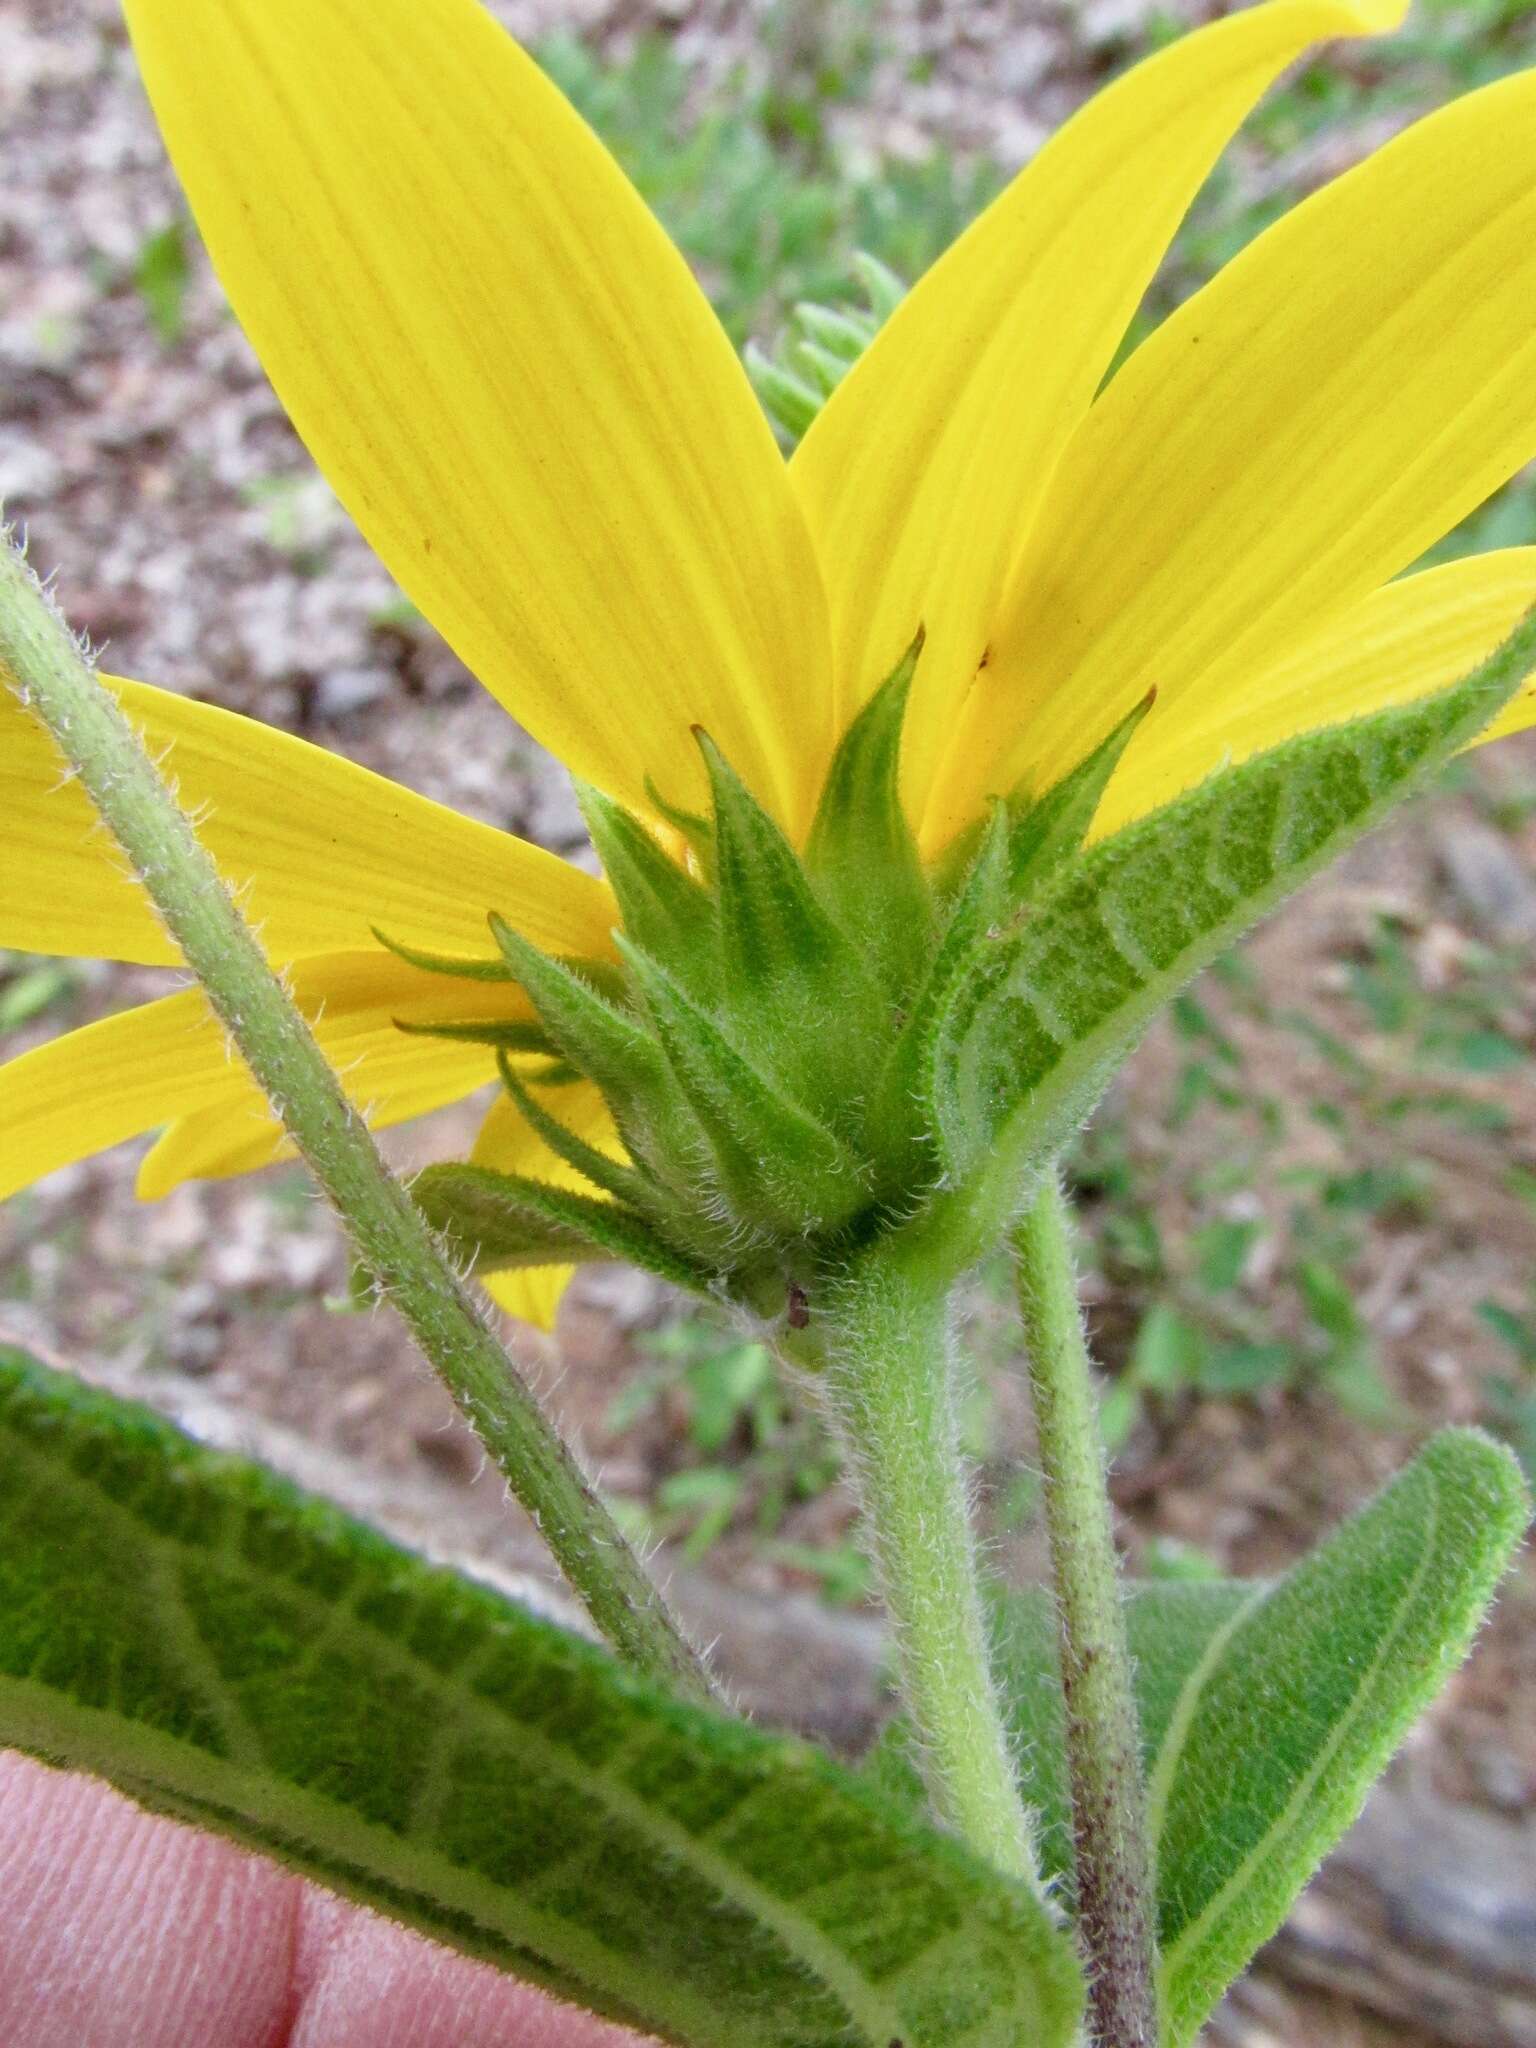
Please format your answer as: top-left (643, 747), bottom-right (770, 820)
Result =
top-left (821, 1241), bottom-right (1049, 1898)
top-left (1014, 1175), bottom-right (1156, 2048)
top-left (0, 532), bottom-right (713, 1707)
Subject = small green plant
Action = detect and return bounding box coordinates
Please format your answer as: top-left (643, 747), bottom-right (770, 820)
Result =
top-left (239, 471), bottom-right (343, 573)
top-left (0, 950), bottom-right (82, 1032)
top-left (606, 1319), bottom-right (842, 1566)
top-left (535, 28), bottom-right (989, 347)
top-left (132, 217), bottom-right (191, 344)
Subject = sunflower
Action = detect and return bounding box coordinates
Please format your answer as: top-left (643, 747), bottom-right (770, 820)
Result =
top-left (5, 0), bottom-right (1535, 1329)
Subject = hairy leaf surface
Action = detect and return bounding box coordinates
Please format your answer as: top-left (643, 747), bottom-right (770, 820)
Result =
top-left (928, 618), bottom-right (1536, 1184)
top-left (1149, 1429), bottom-right (1527, 2045)
top-left (867, 1579), bottom-right (1256, 1896)
top-left (0, 1348), bottom-right (1083, 2048)
top-left (412, 1160), bottom-right (712, 1292)
top-left (870, 1433), bottom-right (1524, 2040)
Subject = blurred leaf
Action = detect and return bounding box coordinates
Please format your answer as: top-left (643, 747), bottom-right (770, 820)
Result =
top-left (1193, 1220), bottom-right (1258, 1295)
top-left (0, 953), bottom-right (81, 1030)
top-left (1129, 1303), bottom-right (1204, 1396)
top-left (768, 1541), bottom-right (872, 1607)
top-left (1195, 1341), bottom-right (1293, 1400)
top-left (134, 217), bottom-right (191, 344)
top-left (1480, 1299), bottom-right (1536, 1370)
top-left (685, 1340), bottom-right (775, 1454)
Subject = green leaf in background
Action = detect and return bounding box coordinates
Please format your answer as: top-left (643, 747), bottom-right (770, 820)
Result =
top-left (133, 216), bottom-right (191, 344)
top-left (867, 1578), bottom-right (1257, 1897)
top-left (927, 611), bottom-right (1536, 1189)
top-left (870, 1431), bottom-right (1525, 2042)
top-left (1150, 1428), bottom-right (1528, 2046)
top-left (0, 1347), bottom-right (1084, 2048)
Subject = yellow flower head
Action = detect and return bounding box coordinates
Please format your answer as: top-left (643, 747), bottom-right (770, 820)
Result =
top-left (4, 0), bottom-right (1536, 1329)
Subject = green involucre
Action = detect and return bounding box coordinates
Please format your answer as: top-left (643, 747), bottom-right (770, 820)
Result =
top-left (433, 612), bottom-right (1534, 1333)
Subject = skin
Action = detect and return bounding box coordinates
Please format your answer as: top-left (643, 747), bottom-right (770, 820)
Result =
top-left (0, 1753), bottom-right (653, 2047)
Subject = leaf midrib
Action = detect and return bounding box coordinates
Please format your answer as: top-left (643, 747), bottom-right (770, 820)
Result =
top-left (1158, 1464), bottom-right (1442, 1984)
top-left (0, 1425), bottom-right (930, 2047)
top-left (1142, 1581), bottom-right (1267, 1858)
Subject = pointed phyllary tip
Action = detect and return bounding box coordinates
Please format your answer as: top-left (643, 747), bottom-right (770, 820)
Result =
top-left (373, 923), bottom-right (517, 984)
top-left (487, 908), bottom-right (525, 965)
top-left (690, 723), bottom-right (741, 791)
top-left (688, 723), bottom-right (725, 777)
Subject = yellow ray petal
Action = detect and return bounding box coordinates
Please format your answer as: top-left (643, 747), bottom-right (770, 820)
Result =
top-left (1, 950), bottom-right (517, 1200)
top-left (137, 1112), bottom-right (297, 1195)
top-left (793, 0), bottom-right (1403, 817)
top-left (135, 1058), bottom-right (497, 1198)
top-left (2, 673), bottom-right (614, 967)
top-left (1093, 549), bottom-right (1536, 837)
top-left (122, 0), bottom-right (833, 836)
top-left (927, 65), bottom-right (1536, 846)
top-left (472, 1081), bottom-right (623, 1332)
top-left (0, 990), bottom-right (245, 1202)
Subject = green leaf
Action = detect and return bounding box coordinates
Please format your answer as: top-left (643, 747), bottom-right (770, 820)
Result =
top-left (866, 1579), bottom-right (1257, 1897)
top-left (850, 251), bottom-right (907, 322)
top-left (806, 631), bottom-right (933, 999)
top-left (695, 729), bottom-right (883, 1052)
top-left (1150, 1429), bottom-right (1528, 2046)
top-left (746, 342), bottom-right (823, 443)
top-left (487, 915), bottom-right (700, 1176)
top-left (872, 1436), bottom-right (1525, 2038)
top-left (788, 336), bottom-right (852, 399)
top-left (488, 919), bottom-right (650, 1084)
top-left (696, 724), bottom-right (888, 1138)
top-left (644, 773), bottom-right (717, 884)
top-left (134, 216), bottom-right (191, 345)
top-left (413, 1162), bottom-right (711, 1295)
top-left (792, 301), bottom-right (877, 363)
top-left (392, 1014), bottom-right (560, 1053)
top-left (0, 1348), bottom-right (1084, 2048)
top-left (747, 257), bottom-right (905, 449)
top-left (1005, 690), bottom-right (1155, 900)
top-left (372, 924), bottom-right (521, 983)
top-left (865, 802), bottom-right (1009, 1186)
top-left (407, 1164), bottom-right (596, 1267)
top-left (928, 614), bottom-right (1536, 1185)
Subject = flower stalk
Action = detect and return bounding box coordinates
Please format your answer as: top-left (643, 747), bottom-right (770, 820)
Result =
top-left (0, 529), bottom-right (714, 1708)
top-left (1014, 1174), bottom-right (1157, 2048)
top-left (820, 1237), bottom-right (1050, 1900)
